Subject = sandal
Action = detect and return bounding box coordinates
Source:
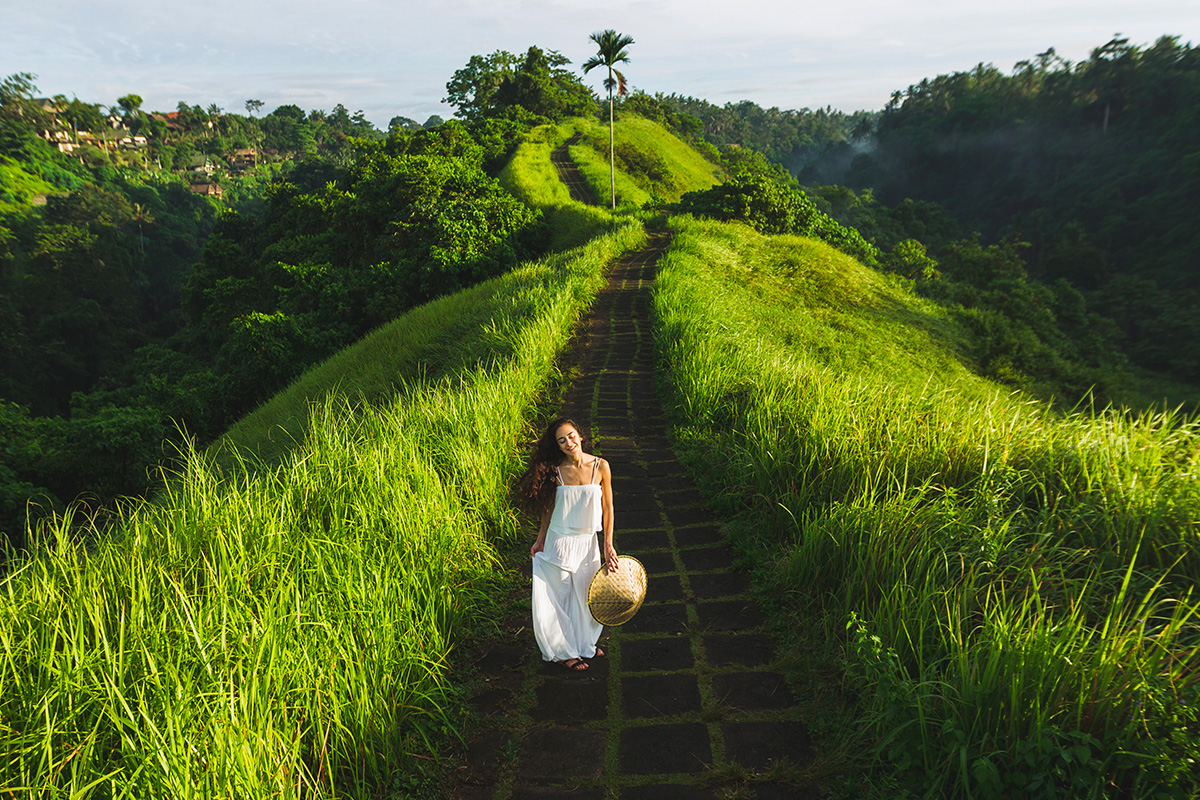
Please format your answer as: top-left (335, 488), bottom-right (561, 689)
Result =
top-left (593, 646), bottom-right (606, 658)
top-left (561, 658), bottom-right (589, 672)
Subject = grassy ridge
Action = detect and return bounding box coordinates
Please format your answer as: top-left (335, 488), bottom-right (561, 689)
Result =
top-left (567, 116), bottom-right (722, 208)
top-left (653, 216), bottom-right (1200, 798)
top-left (0, 210), bottom-right (644, 797)
top-left (497, 120), bottom-right (613, 251)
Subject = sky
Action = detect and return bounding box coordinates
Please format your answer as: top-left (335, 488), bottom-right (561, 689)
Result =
top-left (3, 0), bottom-right (1199, 129)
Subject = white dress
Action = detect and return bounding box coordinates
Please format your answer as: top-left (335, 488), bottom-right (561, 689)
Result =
top-left (531, 460), bottom-right (605, 662)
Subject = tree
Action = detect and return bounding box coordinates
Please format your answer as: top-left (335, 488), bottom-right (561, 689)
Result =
top-left (116, 94), bottom-right (143, 125)
top-left (444, 50), bottom-right (519, 122)
top-left (245, 99), bottom-right (264, 117)
top-left (582, 29), bottom-right (634, 208)
top-left (389, 115), bottom-right (422, 134)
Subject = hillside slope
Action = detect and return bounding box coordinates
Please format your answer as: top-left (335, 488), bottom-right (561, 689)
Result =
top-left (0, 112), bottom-right (653, 797)
top-left (655, 214), bottom-right (1200, 798)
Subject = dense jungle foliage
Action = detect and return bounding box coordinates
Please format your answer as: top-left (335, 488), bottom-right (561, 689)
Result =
top-left (0, 48), bottom-right (594, 549)
top-left (798, 36), bottom-right (1200, 386)
top-left (663, 37), bottom-right (1200, 403)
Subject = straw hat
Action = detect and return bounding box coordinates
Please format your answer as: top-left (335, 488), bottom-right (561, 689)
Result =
top-left (588, 556), bottom-right (647, 626)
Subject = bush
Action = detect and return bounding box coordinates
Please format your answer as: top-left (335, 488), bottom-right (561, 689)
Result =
top-left (678, 173), bottom-right (879, 263)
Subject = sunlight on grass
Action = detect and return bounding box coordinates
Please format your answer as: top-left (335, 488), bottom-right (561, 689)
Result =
top-left (0, 221), bottom-right (646, 798)
top-left (655, 215), bottom-right (1200, 799)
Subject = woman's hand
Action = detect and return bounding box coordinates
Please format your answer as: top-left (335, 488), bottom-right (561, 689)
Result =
top-left (531, 537), bottom-right (545, 558)
top-left (604, 542), bottom-right (619, 572)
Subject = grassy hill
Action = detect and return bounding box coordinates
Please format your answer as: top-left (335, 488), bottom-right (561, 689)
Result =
top-left (567, 115), bottom-right (723, 207)
top-left (0, 110), bottom-right (659, 797)
top-left (655, 215), bottom-right (1200, 798)
top-left (4, 104), bottom-right (1195, 799)
top-left (498, 115), bottom-right (722, 248)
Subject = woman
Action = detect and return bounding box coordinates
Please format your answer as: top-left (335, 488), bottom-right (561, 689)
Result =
top-left (515, 417), bottom-right (618, 671)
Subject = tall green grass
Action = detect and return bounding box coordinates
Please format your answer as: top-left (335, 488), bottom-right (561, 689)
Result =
top-left (0, 221), bottom-right (646, 798)
top-left (654, 216), bottom-right (1200, 798)
top-left (497, 120), bottom-right (614, 251)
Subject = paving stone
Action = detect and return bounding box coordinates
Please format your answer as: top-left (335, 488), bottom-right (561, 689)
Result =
top-left (703, 634), bottom-right (776, 668)
top-left (599, 428), bottom-right (636, 440)
top-left (611, 476), bottom-right (647, 493)
top-left (673, 525), bottom-right (724, 546)
top-left (712, 672), bottom-right (794, 712)
top-left (622, 513), bottom-right (665, 532)
top-left (619, 723), bottom-right (712, 774)
top-left (721, 721), bottom-right (813, 769)
top-left (630, 403), bottom-right (664, 414)
top-left (680, 547), bottom-right (734, 572)
top-left (694, 600), bottom-right (765, 632)
top-left (623, 673), bottom-right (702, 718)
top-left (624, 602), bottom-right (688, 634)
top-left (477, 643), bottom-right (529, 675)
top-left (635, 551), bottom-right (676, 574)
top-left (620, 785), bottom-right (719, 800)
top-left (511, 788), bottom-right (605, 800)
top-left (646, 573), bottom-right (684, 601)
top-left (531, 678), bottom-right (609, 721)
top-left (619, 495), bottom-right (660, 514)
top-left (471, 686), bottom-right (515, 716)
top-left (637, 437), bottom-right (673, 451)
top-left (538, 652), bottom-right (610, 678)
top-left (667, 506), bottom-right (714, 527)
top-left (621, 637), bottom-right (694, 672)
top-left (599, 439), bottom-right (637, 451)
top-left (655, 489), bottom-right (707, 507)
top-left (463, 731), bottom-right (506, 781)
top-left (619, 530), bottom-right (671, 552)
top-left (647, 461), bottom-right (682, 478)
top-left (687, 571), bottom-right (748, 599)
top-left (518, 729), bottom-right (607, 783)
top-left (649, 476), bottom-right (699, 493)
top-left (751, 784), bottom-right (823, 800)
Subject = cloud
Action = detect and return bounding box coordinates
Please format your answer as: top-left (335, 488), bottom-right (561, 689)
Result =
top-left (3, 0), bottom-right (1197, 126)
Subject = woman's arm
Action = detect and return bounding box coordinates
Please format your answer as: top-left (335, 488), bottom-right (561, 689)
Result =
top-left (531, 506), bottom-right (552, 558)
top-left (599, 458), bottom-right (618, 571)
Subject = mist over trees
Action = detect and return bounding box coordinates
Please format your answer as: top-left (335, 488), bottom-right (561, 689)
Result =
top-left (797, 36), bottom-right (1200, 383)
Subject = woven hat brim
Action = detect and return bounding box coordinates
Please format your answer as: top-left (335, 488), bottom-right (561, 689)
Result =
top-left (588, 555), bottom-right (647, 626)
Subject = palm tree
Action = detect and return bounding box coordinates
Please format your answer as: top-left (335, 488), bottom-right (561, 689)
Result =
top-left (582, 29), bottom-right (634, 209)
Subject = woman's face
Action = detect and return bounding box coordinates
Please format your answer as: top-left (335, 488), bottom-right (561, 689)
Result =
top-left (555, 425), bottom-right (582, 459)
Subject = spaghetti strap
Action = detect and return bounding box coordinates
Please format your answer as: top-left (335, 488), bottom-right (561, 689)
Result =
top-left (590, 458), bottom-right (601, 484)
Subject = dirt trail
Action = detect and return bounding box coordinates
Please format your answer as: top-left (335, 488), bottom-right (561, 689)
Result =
top-left (455, 230), bottom-right (820, 799)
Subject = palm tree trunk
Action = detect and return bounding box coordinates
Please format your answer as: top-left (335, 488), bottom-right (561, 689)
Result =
top-left (608, 87), bottom-right (616, 208)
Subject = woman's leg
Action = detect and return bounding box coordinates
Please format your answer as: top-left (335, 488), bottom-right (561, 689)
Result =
top-left (570, 556), bottom-right (605, 658)
top-left (531, 554), bottom-right (579, 662)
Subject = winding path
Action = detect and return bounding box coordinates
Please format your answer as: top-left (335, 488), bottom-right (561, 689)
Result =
top-left (454, 148), bottom-right (819, 799)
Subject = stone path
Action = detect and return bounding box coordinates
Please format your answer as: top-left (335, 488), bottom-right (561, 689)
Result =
top-left (551, 135), bottom-right (597, 206)
top-left (454, 234), bottom-right (820, 799)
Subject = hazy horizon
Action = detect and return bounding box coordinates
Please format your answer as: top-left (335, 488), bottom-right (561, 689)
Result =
top-left (3, 0), bottom-right (1198, 128)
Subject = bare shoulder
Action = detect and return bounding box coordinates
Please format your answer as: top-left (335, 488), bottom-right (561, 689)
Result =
top-left (597, 457), bottom-right (613, 480)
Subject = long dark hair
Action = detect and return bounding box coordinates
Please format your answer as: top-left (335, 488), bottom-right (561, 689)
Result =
top-left (513, 417), bottom-right (583, 516)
